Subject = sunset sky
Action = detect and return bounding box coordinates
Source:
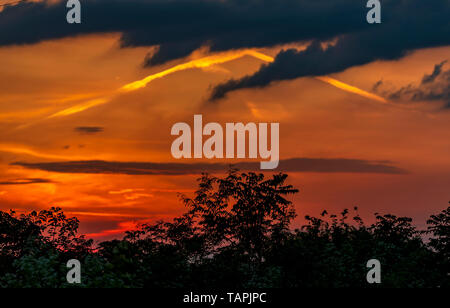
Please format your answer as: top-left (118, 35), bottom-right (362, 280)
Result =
top-left (0, 0), bottom-right (449, 240)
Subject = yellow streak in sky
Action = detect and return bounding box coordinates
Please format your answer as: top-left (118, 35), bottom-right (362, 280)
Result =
top-left (0, 107), bottom-right (53, 122)
top-left (120, 50), bottom-right (275, 92)
top-left (45, 49), bottom-right (386, 119)
top-left (0, 144), bottom-right (83, 160)
top-left (119, 49), bottom-right (387, 104)
top-left (315, 76), bottom-right (387, 103)
top-left (109, 188), bottom-right (145, 195)
top-left (46, 50), bottom-right (274, 119)
top-left (47, 98), bottom-right (110, 118)
top-left (242, 52), bottom-right (387, 103)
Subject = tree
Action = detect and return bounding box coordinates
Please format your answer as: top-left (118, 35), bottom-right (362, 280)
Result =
top-left (0, 207), bottom-right (93, 288)
top-left (427, 204), bottom-right (450, 259)
top-left (0, 171), bottom-right (448, 288)
top-left (427, 204), bottom-right (450, 287)
top-left (180, 170), bottom-right (298, 261)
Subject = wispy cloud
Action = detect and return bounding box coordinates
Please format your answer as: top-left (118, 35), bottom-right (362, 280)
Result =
top-left (0, 178), bottom-right (54, 185)
top-left (374, 61), bottom-right (450, 108)
top-left (0, 144), bottom-right (87, 160)
top-left (12, 158), bottom-right (407, 175)
top-left (316, 76), bottom-right (387, 103)
top-left (109, 188), bottom-right (145, 195)
top-left (120, 50), bottom-right (274, 92)
top-left (108, 188), bottom-right (153, 200)
top-left (74, 126), bottom-right (104, 135)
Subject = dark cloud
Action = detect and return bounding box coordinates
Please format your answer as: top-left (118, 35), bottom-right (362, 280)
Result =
top-left (0, 178), bottom-right (54, 185)
top-left (1, 1), bottom-right (448, 96)
top-left (12, 158), bottom-right (407, 175)
top-left (372, 79), bottom-right (383, 92)
top-left (375, 61), bottom-right (450, 108)
top-left (143, 39), bottom-right (205, 67)
top-left (0, 0), bottom-right (369, 66)
top-left (210, 0), bottom-right (450, 100)
top-left (421, 61), bottom-right (448, 84)
top-left (74, 126), bottom-right (104, 134)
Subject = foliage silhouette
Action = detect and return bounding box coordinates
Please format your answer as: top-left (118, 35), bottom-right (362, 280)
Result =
top-left (0, 171), bottom-right (448, 288)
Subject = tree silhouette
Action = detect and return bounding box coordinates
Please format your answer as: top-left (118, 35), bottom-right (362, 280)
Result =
top-left (0, 171), bottom-right (448, 288)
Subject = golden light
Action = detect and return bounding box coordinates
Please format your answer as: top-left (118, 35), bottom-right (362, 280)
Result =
top-left (315, 76), bottom-right (388, 103)
top-left (37, 49), bottom-right (388, 120)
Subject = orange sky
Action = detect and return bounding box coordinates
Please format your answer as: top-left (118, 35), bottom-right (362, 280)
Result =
top-left (1, 33), bottom-right (449, 240)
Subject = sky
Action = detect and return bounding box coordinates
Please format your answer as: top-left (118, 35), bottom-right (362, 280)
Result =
top-left (0, 0), bottom-right (449, 240)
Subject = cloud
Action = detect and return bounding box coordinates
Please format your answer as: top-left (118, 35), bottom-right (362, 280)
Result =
top-left (74, 126), bottom-right (104, 134)
top-left (374, 61), bottom-right (450, 108)
top-left (0, 178), bottom-right (54, 185)
top-left (12, 158), bottom-right (407, 175)
top-left (422, 61), bottom-right (448, 84)
top-left (0, 0), bottom-right (370, 66)
top-left (108, 188), bottom-right (153, 200)
top-left (109, 188), bottom-right (145, 195)
top-left (209, 0), bottom-right (450, 100)
top-left (2, 1), bottom-right (448, 100)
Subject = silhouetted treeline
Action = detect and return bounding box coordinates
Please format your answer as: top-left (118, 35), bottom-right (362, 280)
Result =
top-left (0, 170), bottom-right (448, 288)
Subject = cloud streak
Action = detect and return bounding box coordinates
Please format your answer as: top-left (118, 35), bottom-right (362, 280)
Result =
top-left (316, 76), bottom-right (387, 103)
top-left (12, 158), bottom-right (407, 175)
top-left (74, 126), bottom-right (105, 135)
top-left (120, 50), bottom-right (275, 92)
top-left (0, 144), bottom-right (86, 160)
top-left (0, 178), bottom-right (54, 185)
